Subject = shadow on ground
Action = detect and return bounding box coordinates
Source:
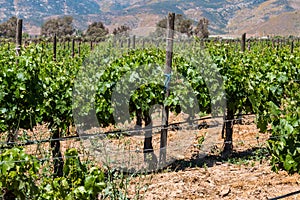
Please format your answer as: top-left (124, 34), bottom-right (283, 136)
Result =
top-left (166, 146), bottom-right (270, 172)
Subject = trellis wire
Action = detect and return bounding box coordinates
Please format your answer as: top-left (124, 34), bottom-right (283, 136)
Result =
top-left (0, 113), bottom-right (291, 157)
top-left (0, 114), bottom-right (250, 148)
top-left (0, 113), bottom-right (290, 150)
top-left (268, 190), bottom-right (300, 200)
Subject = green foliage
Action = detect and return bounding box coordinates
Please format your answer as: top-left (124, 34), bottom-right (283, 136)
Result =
top-left (1, 35), bottom-right (300, 178)
top-left (39, 148), bottom-right (106, 199)
top-left (0, 148), bottom-right (40, 199)
top-left (87, 47), bottom-right (214, 127)
top-left (267, 80), bottom-right (300, 174)
top-left (102, 168), bottom-right (130, 199)
top-left (0, 147), bottom-right (146, 199)
top-left (0, 41), bottom-right (87, 174)
top-left (205, 39), bottom-right (300, 164)
top-left (0, 43), bottom-right (44, 132)
top-left (0, 41), bottom-right (86, 134)
top-left (206, 41), bottom-right (299, 122)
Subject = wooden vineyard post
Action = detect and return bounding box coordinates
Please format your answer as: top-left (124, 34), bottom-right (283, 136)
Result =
top-left (15, 18), bottom-right (23, 57)
top-left (72, 38), bottom-right (75, 58)
top-left (241, 33), bottom-right (246, 52)
top-left (90, 40), bottom-right (93, 51)
top-left (78, 40), bottom-right (81, 57)
top-left (40, 42), bottom-right (44, 63)
top-left (159, 12), bottom-right (175, 166)
top-left (53, 34), bottom-right (57, 61)
top-left (291, 40), bottom-right (294, 54)
top-left (8, 18), bottom-right (22, 143)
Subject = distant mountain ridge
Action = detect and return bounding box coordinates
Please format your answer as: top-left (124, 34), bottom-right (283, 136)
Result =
top-left (0, 0), bottom-right (299, 36)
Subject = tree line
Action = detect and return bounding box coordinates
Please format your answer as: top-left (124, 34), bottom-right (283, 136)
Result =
top-left (0, 14), bottom-right (209, 40)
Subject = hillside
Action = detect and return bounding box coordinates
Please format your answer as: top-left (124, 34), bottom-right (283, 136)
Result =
top-left (227, 0), bottom-right (300, 36)
top-left (0, 0), bottom-right (299, 36)
top-left (236, 11), bottom-right (300, 37)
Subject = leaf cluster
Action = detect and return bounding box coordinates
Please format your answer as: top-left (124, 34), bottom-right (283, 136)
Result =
top-left (0, 148), bottom-right (107, 199)
top-left (206, 40), bottom-right (300, 173)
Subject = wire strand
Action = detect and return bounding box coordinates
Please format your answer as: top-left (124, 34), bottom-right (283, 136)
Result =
top-left (0, 113), bottom-right (288, 165)
top-left (0, 114), bottom-right (268, 149)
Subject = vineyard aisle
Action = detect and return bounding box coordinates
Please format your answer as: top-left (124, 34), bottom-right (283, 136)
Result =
top-left (127, 122), bottom-right (300, 200)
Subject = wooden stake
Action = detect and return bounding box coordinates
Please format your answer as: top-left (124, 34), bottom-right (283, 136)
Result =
top-left (78, 40), bottom-right (81, 57)
top-left (72, 39), bottom-right (75, 58)
top-left (159, 12), bottom-right (175, 166)
top-left (241, 33), bottom-right (246, 52)
top-left (90, 41), bottom-right (93, 50)
top-left (53, 34), bottom-right (57, 61)
top-left (15, 18), bottom-right (23, 56)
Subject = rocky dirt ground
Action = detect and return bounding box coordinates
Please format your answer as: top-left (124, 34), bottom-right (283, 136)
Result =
top-left (126, 116), bottom-right (300, 200)
top-left (130, 161), bottom-right (300, 200)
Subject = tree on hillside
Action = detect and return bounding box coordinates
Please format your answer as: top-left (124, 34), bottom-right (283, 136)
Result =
top-left (41, 16), bottom-right (75, 37)
top-left (0, 16), bottom-right (18, 38)
top-left (194, 18), bottom-right (209, 38)
top-left (113, 25), bottom-right (131, 37)
top-left (155, 14), bottom-right (193, 36)
top-left (84, 21), bottom-right (109, 41)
